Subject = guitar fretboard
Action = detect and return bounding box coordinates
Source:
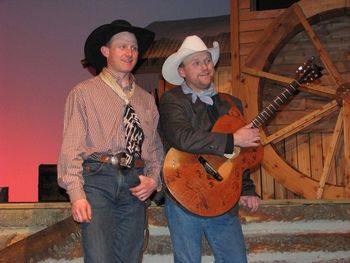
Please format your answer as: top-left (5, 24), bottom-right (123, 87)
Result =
top-left (251, 80), bottom-right (301, 128)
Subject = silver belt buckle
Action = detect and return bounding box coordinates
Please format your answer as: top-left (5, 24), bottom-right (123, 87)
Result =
top-left (109, 156), bottom-right (118, 165)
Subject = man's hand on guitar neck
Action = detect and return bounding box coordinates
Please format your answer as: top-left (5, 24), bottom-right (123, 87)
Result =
top-left (233, 123), bottom-right (260, 148)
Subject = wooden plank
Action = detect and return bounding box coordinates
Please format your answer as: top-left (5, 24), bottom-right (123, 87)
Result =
top-left (261, 165), bottom-right (275, 200)
top-left (240, 9), bottom-right (283, 20)
top-left (239, 18), bottom-right (275, 32)
top-left (309, 133), bottom-right (324, 180)
top-left (263, 96), bottom-right (331, 112)
top-left (266, 122), bottom-right (335, 135)
top-left (274, 178), bottom-right (287, 199)
top-left (284, 135), bottom-right (300, 198)
top-left (0, 202), bottom-right (70, 210)
top-left (240, 43), bottom-right (257, 56)
top-left (231, 0), bottom-right (241, 98)
top-left (0, 216), bottom-right (80, 263)
top-left (273, 141), bottom-right (287, 199)
top-left (285, 135), bottom-right (298, 170)
top-left (240, 30), bottom-right (264, 44)
top-left (297, 133), bottom-right (311, 177)
top-left (267, 109), bottom-right (338, 128)
top-left (268, 111), bottom-right (312, 126)
top-left (217, 69), bottom-right (232, 94)
top-left (343, 95), bottom-right (350, 197)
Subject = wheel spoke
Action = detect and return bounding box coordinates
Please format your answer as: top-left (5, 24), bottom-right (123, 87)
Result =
top-left (262, 100), bottom-right (339, 145)
top-left (316, 109), bottom-right (343, 199)
top-left (243, 67), bottom-right (336, 97)
top-left (293, 4), bottom-right (346, 86)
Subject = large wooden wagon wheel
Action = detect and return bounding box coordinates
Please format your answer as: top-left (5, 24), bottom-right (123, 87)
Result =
top-left (242, 1), bottom-right (350, 199)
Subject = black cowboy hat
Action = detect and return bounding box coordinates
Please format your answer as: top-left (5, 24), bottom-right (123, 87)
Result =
top-left (82, 20), bottom-right (155, 73)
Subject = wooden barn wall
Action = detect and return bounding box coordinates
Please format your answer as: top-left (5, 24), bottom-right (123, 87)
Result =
top-left (229, 0), bottom-right (350, 200)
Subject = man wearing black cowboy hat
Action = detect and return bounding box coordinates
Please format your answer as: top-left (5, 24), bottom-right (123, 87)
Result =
top-left (58, 20), bottom-right (163, 263)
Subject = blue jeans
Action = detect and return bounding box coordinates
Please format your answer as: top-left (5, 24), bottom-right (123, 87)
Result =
top-left (165, 197), bottom-right (247, 263)
top-left (81, 161), bottom-right (146, 263)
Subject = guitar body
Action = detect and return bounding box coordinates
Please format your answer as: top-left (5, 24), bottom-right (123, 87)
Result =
top-left (163, 106), bottom-right (264, 217)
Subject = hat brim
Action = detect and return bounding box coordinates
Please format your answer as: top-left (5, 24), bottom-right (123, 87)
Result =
top-left (84, 23), bottom-right (154, 73)
top-left (162, 42), bottom-right (220, 86)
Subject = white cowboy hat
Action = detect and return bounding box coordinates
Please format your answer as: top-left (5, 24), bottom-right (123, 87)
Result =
top-left (162, 35), bottom-right (220, 85)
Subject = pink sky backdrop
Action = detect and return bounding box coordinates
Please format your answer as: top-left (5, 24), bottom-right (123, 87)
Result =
top-left (0, 0), bottom-right (229, 202)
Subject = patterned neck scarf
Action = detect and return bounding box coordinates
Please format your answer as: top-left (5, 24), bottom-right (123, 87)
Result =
top-left (123, 104), bottom-right (144, 167)
top-left (181, 82), bottom-right (218, 105)
top-left (99, 68), bottom-right (144, 168)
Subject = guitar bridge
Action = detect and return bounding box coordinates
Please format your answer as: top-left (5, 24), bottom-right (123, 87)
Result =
top-left (198, 156), bottom-right (223, 181)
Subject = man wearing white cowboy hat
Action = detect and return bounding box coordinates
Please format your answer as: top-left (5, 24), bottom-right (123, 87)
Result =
top-left (159, 35), bottom-right (261, 262)
top-left (58, 20), bottom-right (163, 263)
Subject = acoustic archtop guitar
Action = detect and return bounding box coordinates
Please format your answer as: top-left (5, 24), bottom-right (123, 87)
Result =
top-left (163, 57), bottom-right (323, 217)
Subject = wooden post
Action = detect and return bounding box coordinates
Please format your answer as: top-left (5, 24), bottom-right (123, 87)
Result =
top-left (230, 0), bottom-right (241, 99)
top-left (343, 93), bottom-right (350, 197)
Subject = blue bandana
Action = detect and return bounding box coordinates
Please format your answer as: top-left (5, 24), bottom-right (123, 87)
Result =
top-left (181, 82), bottom-right (218, 105)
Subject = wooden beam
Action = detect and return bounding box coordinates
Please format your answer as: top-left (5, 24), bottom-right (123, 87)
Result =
top-left (262, 100), bottom-right (339, 145)
top-left (0, 217), bottom-right (80, 263)
top-left (343, 94), bottom-right (350, 197)
top-left (243, 67), bottom-right (336, 96)
top-left (317, 109), bottom-right (343, 199)
top-left (292, 4), bottom-right (346, 87)
top-left (231, 0), bottom-right (241, 98)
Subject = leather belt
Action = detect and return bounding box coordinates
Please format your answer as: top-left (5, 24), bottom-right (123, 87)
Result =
top-left (88, 152), bottom-right (145, 169)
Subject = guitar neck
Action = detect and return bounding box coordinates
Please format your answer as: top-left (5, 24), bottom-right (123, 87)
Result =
top-left (251, 80), bottom-right (301, 128)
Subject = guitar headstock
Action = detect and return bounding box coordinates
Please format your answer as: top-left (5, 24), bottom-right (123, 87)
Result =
top-left (296, 56), bottom-right (323, 84)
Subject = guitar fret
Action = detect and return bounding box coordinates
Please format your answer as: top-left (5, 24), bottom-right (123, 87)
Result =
top-left (285, 88), bottom-right (294, 95)
top-left (266, 105), bottom-right (275, 114)
top-left (281, 93), bottom-right (288, 99)
top-left (255, 83), bottom-right (299, 128)
top-left (264, 108), bottom-right (271, 119)
top-left (256, 115), bottom-right (265, 123)
top-left (252, 119), bottom-right (260, 128)
top-left (259, 113), bottom-right (267, 120)
top-left (277, 97), bottom-right (284, 104)
top-left (270, 104), bottom-right (277, 111)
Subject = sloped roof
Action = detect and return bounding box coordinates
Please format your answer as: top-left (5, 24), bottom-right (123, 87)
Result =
top-left (146, 15), bottom-right (230, 40)
top-left (144, 15), bottom-right (231, 59)
top-left (145, 32), bottom-right (231, 59)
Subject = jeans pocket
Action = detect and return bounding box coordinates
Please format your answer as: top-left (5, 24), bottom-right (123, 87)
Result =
top-left (83, 162), bottom-right (105, 177)
top-left (125, 169), bottom-right (141, 188)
